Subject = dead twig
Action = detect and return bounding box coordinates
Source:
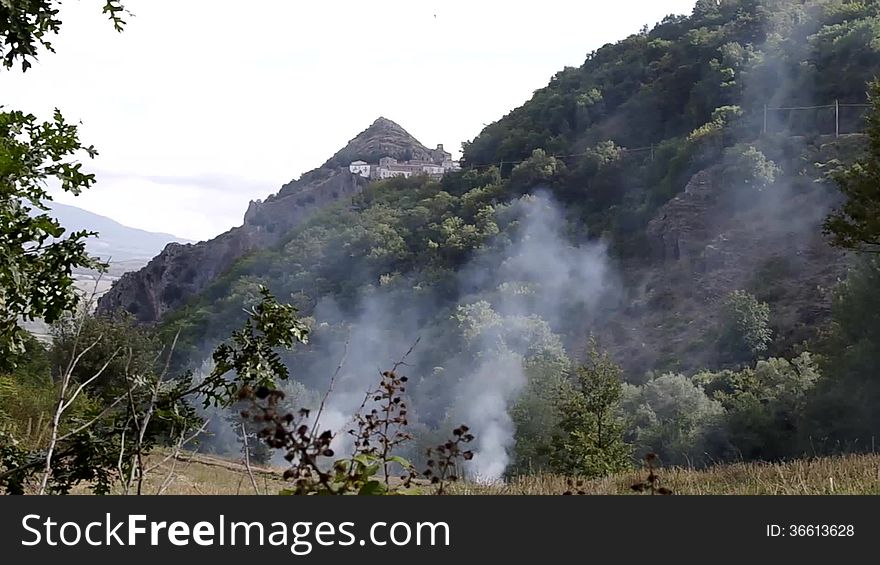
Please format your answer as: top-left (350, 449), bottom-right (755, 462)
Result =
top-left (240, 423), bottom-right (260, 495)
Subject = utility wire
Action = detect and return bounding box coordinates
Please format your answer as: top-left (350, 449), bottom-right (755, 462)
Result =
top-left (459, 100), bottom-right (872, 171)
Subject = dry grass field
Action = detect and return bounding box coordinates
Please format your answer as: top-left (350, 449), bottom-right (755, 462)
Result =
top-left (73, 452), bottom-right (880, 495)
top-left (451, 454), bottom-right (880, 495)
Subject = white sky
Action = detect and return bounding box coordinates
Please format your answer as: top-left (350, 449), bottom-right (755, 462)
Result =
top-left (1, 0), bottom-right (696, 241)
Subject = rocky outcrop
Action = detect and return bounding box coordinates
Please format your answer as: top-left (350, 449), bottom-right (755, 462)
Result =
top-left (321, 117), bottom-right (437, 170)
top-left (96, 117), bottom-right (425, 322)
top-left (646, 169), bottom-right (717, 266)
top-left (96, 227), bottom-right (259, 322)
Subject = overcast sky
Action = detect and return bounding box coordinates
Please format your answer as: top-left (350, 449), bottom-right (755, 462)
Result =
top-left (1, 0), bottom-right (697, 241)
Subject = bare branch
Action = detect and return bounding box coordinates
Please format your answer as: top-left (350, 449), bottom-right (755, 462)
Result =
top-left (60, 346), bottom-right (122, 412)
top-left (144, 420), bottom-right (210, 475)
top-left (38, 329), bottom-right (117, 494)
top-left (240, 423), bottom-right (260, 495)
top-left (311, 334), bottom-right (349, 437)
top-left (55, 390), bottom-right (129, 443)
top-left (153, 419), bottom-right (210, 495)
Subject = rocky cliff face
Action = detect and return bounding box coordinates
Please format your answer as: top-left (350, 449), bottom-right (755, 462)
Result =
top-left (96, 117), bottom-right (424, 322)
top-left (600, 136), bottom-right (856, 376)
top-left (646, 169), bottom-right (716, 265)
top-left (243, 169), bottom-right (365, 248)
top-left (96, 228), bottom-right (260, 322)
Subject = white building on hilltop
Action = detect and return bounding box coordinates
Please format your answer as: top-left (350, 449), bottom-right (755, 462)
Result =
top-left (349, 160), bottom-right (371, 177)
top-left (349, 144), bottom-right (461, 181)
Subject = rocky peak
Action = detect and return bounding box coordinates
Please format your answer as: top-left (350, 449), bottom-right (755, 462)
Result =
top-left (322, 116), bottom-right (435, 168)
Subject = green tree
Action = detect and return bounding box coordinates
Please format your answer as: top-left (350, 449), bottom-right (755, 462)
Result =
top-left (0, 2), bottom-right (127, 361)
top-left (697, 353), bottom-right (821, 460)
top-left (807, 257), bottom-right (880, 447)
top-left (720, 144), bottom-right (780, 191)
top-left (509, 357), bottom-right (568, 475)
top-left (507, 149), bottom-right (567, 194)
top-left (49, 312), bottom-right (162, 399)
top-left (0, 109), bottom-right (105, 361)
top-left (622, 373), bottom-right (725, 466)
top-left (824, 80), bottom-right (880, 252)
top-left (719, 290), bottom-right (772, 364)
top-left (549, 339), bottom-right (631, 478)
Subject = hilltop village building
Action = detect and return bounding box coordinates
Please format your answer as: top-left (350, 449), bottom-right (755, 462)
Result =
top-left (349, 144), bottom-right (461, 181)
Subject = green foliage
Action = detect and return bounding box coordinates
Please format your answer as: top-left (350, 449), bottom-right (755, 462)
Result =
top-left (3, 331), bottom-right (49, 383)
top-left (507, 149), bottom-right (567, 194)
top-left (463, 0), bottom-right (878, 167)
top-left (548, 339), bottom-right (631, 478)
top-left (204, 286), bottom-right (309, 407)
top-left (824, 80), bottom-right (880, 251)
top-left (622, 373), bottom-right (725, 466)
top-left (49, 312), bottom-right (161, 398)
top-left (0, 0), bottom-right (126, 70)
top-left (700, 353), bottom-right (821, 405)
top-left (0, 430), bottom-right (30, 494)
top-left (454, 300), bottom-right (567, 364)
top-left (698, 353), bottom-right (821, 459)
top-left (720, 144), bottom-right (780, 191)
top-left (0, 109), bottom-right (105, 361)
top-left (616, 353), bottom-right (825, 464)
top-left (508, 357), bottom-right (569, 475)
top-left (449, 0), bottom-right (879, 252)
top-left (718, 290), bottom-right (773, 363)
top-left (0, 285), bottom-right (307, 494)
top-left (163, 175), bottom-right (513, 368)
top-left (0, 368), bottom-right (62, 445)
top-left (807, 258), bottom-right (880, 446)
top-left (688, 105), bottom-right (742, 143)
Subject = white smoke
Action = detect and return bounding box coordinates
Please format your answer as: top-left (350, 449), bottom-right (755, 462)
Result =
top-left (202, 190), bottom-right (615, 482)
top-left (452, 191), bottom-right (614, 481)
top-left (459, 349), bottom-right (525, 481)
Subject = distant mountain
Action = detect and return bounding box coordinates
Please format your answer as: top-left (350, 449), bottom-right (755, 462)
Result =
top-left (22, 203), bottom-right (191, 341)
top-left (46, 201), bottom-right (192, 264)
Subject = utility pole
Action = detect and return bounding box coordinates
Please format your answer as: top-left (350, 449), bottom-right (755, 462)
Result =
top-left (835, 99), bottom-right (840, 138)
top-left (763, 104), bottom-right (768, 135)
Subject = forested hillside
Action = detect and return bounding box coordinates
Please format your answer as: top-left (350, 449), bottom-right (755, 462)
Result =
top-left (4, 0), bottom-right (880, 492)
top-left (129, 0), bottom-right (880, 477)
